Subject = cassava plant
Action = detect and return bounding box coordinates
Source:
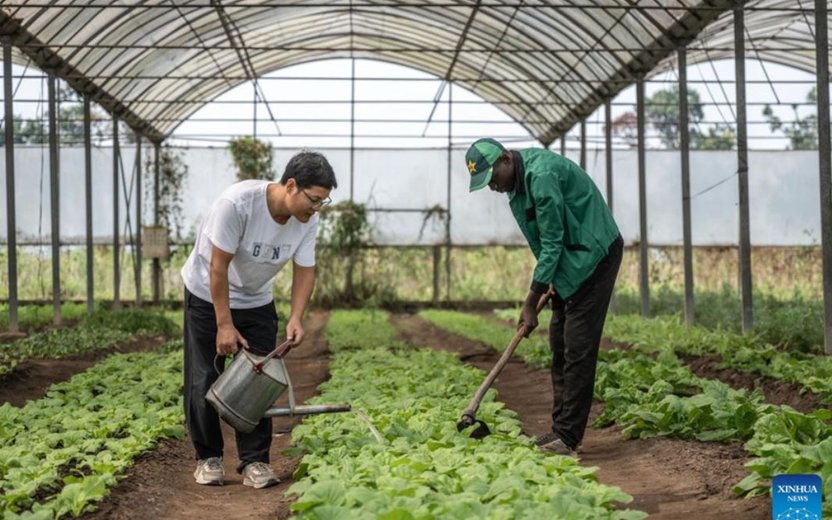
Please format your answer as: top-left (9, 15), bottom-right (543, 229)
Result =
top-left (144, 145), bottom-right (187, 241)
top-left (228, 136), bottom-right (274, 181)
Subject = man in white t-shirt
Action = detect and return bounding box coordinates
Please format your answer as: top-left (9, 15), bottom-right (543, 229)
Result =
top-left (181, 151), bottom-right (337, 489)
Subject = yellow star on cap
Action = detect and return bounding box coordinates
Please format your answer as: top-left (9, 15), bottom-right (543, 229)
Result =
top-left (467, 160), bottom-right (477, 174)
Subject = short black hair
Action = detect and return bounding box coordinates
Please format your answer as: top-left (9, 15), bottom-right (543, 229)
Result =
top-left (280, 151), bottom-right (338, 190)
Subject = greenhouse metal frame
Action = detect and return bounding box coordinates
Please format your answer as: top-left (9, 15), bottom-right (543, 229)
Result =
top-left (0, 0), bottom-right (830, 353)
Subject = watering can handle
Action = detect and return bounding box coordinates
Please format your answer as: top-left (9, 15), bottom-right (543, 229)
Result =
top-left (252, 338), bottom-right (295, 373)
top-left (213, 354), bottom-right (225, 375)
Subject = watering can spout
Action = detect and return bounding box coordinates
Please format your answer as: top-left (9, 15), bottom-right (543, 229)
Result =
top-left (264, 404), bottom-right (351, 418)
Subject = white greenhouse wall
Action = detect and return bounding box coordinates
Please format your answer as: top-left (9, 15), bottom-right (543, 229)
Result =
top-left (0, 146), bottom-right (823, 247)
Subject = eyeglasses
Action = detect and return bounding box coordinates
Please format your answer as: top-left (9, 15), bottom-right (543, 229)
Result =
top-left (301, 189), bottom-right (332, 208)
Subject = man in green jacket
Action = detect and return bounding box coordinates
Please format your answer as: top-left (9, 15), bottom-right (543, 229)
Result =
top-left (465, 138), bottom-right (623, 456)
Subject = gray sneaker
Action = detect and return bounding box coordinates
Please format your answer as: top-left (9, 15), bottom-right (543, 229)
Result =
top-left (194, 457), bottom-right (224, 485)
top-left (242, 461), bottom-right (279, 489)
top-left (535, 433), bottom-right (578, 457)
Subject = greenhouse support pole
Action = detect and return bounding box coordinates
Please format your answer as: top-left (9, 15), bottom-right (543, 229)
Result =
top-left (579, 118), bottom-right (586, 170)
top-left (815, 0), bottom-right (832, 355)
top-left (433, 245), bottom-right (440, 306)
top-left (734, 4), bottom-right (753, 332)
top-left (445, 84), bottom-right (452, 302)
top-left (3, 39), bottom-right (18, 332)
top-left (113, 115), bottom-right (121, 309)
top-left (605, 100), bottom-right (613, 212)
top-left (135, 132), bottom-right (142, 305)
top-left (84, 96), bottom-right (94, 314)
top-left (560, 132), bottom-right (567, 157)
top-left (48, 71), bottom-right (61, 325)
top-left (152, 143), bottom-right (161, 303)
top-left (350, 58), bottom-right (355, 200)
top-left (636, 75), bottom-right (649, 317)
top-left (251, 82), bottom-right (257, 139)
top-left (605, 100), bottom-right (614, 312)
top-left (679, 47), bottom-right (695, 326)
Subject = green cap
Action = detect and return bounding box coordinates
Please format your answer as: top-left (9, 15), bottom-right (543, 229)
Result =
top-left (465, 138), bottom-right (505, 192)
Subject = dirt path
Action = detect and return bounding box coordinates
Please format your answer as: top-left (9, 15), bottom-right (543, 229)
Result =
top-left (391, 313), bottom-right (770, 519)
top-left (81, 311), bottom-right (332, 520)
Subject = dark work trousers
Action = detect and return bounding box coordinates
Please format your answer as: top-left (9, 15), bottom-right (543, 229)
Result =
top-left (183, 288), bottom-right (278, 474)
top-left (549, 235), bottom-right (623, 450)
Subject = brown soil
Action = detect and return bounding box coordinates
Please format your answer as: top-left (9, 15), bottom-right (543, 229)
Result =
top-left (80, 311), bottom-right (333, 520)
top-left (391, 313), bottom-right (770, 520)
top-left (0, 335), bottom-right (168, 406)
top-left (681, 353), bottom-right (829, 414)
top-left (7, 310), bottom-right (780, 519)
top-left (600, 337), bottom-right (827, 416)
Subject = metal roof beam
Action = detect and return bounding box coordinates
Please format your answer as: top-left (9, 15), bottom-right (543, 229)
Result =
top-left (0, 9), bottom-right (165, 143)
top-left (539, 0), bottom-right (736, 146)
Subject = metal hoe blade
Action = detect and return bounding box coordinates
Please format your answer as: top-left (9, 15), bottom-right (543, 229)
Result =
top-left (456, 413), bottom-right (492, 439)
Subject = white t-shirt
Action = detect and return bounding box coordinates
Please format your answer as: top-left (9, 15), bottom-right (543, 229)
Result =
top-left (181, 180), bottom-right (318, 309)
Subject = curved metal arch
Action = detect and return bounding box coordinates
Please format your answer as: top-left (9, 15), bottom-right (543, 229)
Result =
top-left (511, 6), bottom-right (627, 90)
top-left (76, 7), bottom-right (214, 82)
top-left (1, 0), bottom-right (823, 144)
top-left (111, 9), bottom-right (245, 83)
top-left (155, 54), bottom-right (544, 141)
top-left (151, 50), bottom-right (343, 128)
top-left (651, 4), bottom-right (827, 77)
top-left (511, 4), bottom-right (637, 135)
top-left (80, 3), bottom-right (593, 127)
top-left (34, 4), bottom-right (92, 43)
top-left (150, 39), bottom-right (554, 138)
top-left (128, 8), bottom-right (563, 131)
top-left (87, 10), bottom-right (260, 106)
top-left (458, 7), bottom-right (598, 118)
top-left (90, 6), bottom-right (459, 105)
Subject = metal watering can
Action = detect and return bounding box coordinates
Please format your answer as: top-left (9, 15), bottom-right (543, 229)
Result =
top-left (206, 339), bottom-right (351, 433)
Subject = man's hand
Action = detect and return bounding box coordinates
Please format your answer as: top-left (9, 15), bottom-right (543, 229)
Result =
top-left (518, 290), bottom-right (541, 337)
top-left (217, 323), bottom-right (248, 356)
top-left (286, 316), bottom-right (305, 346)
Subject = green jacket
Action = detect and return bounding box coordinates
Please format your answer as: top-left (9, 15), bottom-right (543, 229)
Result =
top-left (508, 148), bottom-right (620, 299)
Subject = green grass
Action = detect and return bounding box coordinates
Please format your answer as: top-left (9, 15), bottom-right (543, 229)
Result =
top-left (0, 302), bottom-right (90, 332)
top-left (0, 308), bottom-right (179, 376)
top-left (613, 287), bottom-right (824, 353)
top-left (81, 308), bottom-right (180, 338)
top-left (4, 244), bottom-right (822, 304)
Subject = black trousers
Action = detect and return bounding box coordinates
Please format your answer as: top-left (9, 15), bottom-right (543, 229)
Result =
top-left (549, 236), bottom-right (623, 450)
top-left (183, 288), bottom-right (278, 473)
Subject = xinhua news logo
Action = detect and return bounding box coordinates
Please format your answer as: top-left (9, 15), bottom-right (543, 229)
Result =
top-left (772, 474), bottom-right (822, 520)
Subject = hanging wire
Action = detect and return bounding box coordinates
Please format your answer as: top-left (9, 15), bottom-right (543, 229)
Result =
top-left (470, 0), bottom-right (523, 91)
top-left (11, 57), bottom-right (31, 98)
top-left (116, 131), bottom-right (138, 298)
top-left (170, 1), bottom-right (235, 91)
top-left (662, 57), bottom-right (737, 202)
top-left (702, 48), bottom-right (736, 121)
top-left (213, 0), bottom-right (283, 136)
top-left (421, 0), bottom-right (485, 137)
top-left (796, 0), bottom-right (816, 40)
top-left (745, 27), bottom-right (780, 104)
top-left (691, 171), bottom-right (737, 200)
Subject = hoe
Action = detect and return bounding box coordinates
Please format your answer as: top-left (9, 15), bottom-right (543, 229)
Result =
top-left (457, 292), bottom-right (552, 439)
